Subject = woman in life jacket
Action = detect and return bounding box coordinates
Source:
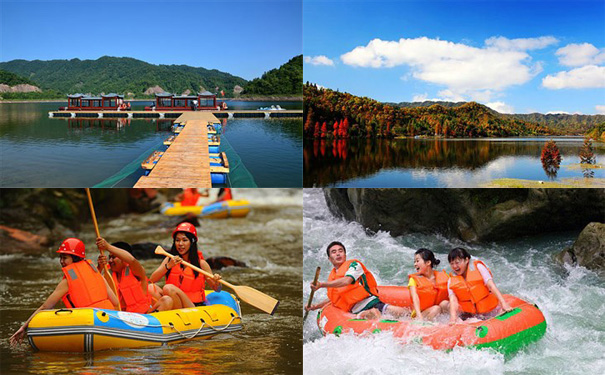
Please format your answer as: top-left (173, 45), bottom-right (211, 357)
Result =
top-left (408, 248), bottom-right (450, 321)
top-left (447, 247), bottom-right (513, 324)
top-left (96, 238), bottom-right (173, 313)
top-left (150, 222), bottom-right (222, 309)
top-left (9, 238), bottom-right (119, 346)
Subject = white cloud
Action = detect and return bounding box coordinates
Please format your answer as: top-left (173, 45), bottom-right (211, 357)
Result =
top-left (486, 101), bottom-right (515, 114)
top-left (542, 65), bottom-right (605, 89)
top-left (304, 55), bottom-right (334, 66)
top-left (412, 93), bottom-right (443, 102)
top-left (556, 43), bottom-right (605, 67)
top-left (340, 36), bottom-right (549, 101)
top-left (596, 105), bottom-right (605, 114)
top-left (485, 36), bottom-right (558, 51)
top-left (546, 111), bottom-right (571, 114)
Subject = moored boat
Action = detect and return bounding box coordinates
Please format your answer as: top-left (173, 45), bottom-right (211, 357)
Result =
top-left (141, 150), bottom-right (164, 172)
top-left (161, 199), bottom-right (250, 218)
top-left (59, 93), bottom-right (131, 111)
top-left (317, 286), bottom-right (546, 356)
top-left (27, 290), bottom-right (242, 352)
top-left (145, 92), bottom-right (227, 111)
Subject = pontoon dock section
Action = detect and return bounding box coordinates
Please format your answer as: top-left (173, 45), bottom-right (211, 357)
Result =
top-left (134, 112), bottom-right (220, 188)
top-left (49, 110), bottom-right (302, 118)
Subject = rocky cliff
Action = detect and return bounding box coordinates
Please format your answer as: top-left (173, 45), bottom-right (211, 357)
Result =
top-left (324, 188), bottom-right (605, 242)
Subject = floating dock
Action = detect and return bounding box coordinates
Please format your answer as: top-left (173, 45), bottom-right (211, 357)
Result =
top-left (49, 110), bottom-right (302, 119)
top-left (134, 112), bottom-right (220, 188)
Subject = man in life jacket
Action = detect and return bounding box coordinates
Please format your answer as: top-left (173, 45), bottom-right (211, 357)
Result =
top-left (96, 238), bottom-right (173, 313)
top-left (447, 247), bottom-right (513, 324)
top-left (305, 241), bottom-right (407, 319)
top-left (10, 238), bottom-right (119, 346)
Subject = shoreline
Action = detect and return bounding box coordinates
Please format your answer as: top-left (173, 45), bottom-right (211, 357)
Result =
top-left (0, 96), bottom-right (302, 104)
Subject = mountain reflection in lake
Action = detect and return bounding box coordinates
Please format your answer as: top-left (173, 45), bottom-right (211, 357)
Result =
top-left (303, 137), bottom-right (605, 187)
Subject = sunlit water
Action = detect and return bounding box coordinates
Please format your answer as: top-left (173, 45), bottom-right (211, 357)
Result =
top-left (303, 137), bottom-right (605, 187)
top-left (0, 189), bottom-right (303, 374)
top-left (302, 189), bottom-right (605, 374)
top-left (0, 101), bottom-right (302, 187)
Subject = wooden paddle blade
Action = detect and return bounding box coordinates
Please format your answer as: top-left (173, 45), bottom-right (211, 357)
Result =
top-left (232, 285), bottom-right (279, 315)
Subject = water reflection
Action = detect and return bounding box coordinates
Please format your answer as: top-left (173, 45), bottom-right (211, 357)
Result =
top-left (65, 118), bottom-right (174, 132)
top-left (304, 137), bottom-right (605, 187)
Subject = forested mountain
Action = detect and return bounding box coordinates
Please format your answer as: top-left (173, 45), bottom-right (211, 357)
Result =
top-left (304, 84), bottom-right (552, 139)
top-left (0, 56), bottom-right (247, 97)
top-left (390, 100), bottom-right (604, 134)
top-left (0, 69), bottom-right (37, 86)
top-left (242, 55), bottom-right (302, 96)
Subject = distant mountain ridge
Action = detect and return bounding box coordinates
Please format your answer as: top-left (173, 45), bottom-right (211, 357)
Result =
top-left (389, 100), bottom-right (604, 134)
top-left (0, 56), bottom-right (247, 97)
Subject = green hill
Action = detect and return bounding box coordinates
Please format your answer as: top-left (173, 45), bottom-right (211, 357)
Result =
top-left (242, 55), bottom-right (302, 96)
top-left (0, 69), bottom-right (37, 86)
top-left (0, 56), bottom-right (247, 97)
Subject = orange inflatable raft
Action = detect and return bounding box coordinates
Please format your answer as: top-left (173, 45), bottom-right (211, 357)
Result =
top-left (317, 286), bottom-right (546, 356)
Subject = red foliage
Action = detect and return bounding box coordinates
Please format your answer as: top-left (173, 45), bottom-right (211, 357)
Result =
top-left (313, 122), bottom-right (320, 138)
top-left (541, 140), bottom-right (561, 165)
top-left (321, 122), bottom-right (328, 138)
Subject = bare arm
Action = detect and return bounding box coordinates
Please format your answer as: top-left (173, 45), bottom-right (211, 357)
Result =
top-left (409, 286), bottom-right (423, 321)
top-left (97, 237), bottom-right (148, 295)
top-left (486, 279), bottom-right (512, 312)
top-left (311, 276), bottom-right (354, 291)
top-left (448, 293), bottom-right (459, 324)
top-left (200, 259), bottom-right (221, 291)
top-left (305, 298), bottom-right (331, 311)
top-left (10, 279), bottom-right (69, 345)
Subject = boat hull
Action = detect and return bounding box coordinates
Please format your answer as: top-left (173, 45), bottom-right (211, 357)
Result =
top-left (160, 200), bottom-right (250, 218)
top-left (317, 286), bottom-right (546, 356)
top-left (27, 291), bottom-right (242, 352)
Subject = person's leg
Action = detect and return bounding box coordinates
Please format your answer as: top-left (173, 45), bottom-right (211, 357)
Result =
top-left (438, 300), bottom-right (450, 313)
top-left (422, 305), bottom-right (442, 320)
top-left (150, 295), bottom-right (174, 312)
top-left (162, 284), bottom-right (195, 309)
top-left (357, 307), bottom-right (381, 320)
top-left (384, 305), bottom-right (409, 319)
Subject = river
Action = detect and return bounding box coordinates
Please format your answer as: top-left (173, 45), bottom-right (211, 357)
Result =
top-left (0, 189), bottom-right (303, 375)
top-left (0, 101), bottom-right (302, 187)
top-left (303, 137), bottom-right (605, 187)
top-left (302, 189), bottom-right (605, 374)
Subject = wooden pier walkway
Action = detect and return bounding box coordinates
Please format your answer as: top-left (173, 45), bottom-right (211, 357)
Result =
top-left (134, 112), bottom-right (220, 188)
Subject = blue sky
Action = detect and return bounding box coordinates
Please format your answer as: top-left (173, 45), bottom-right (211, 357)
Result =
top-left (304, 0), bottom-right (605, 114)
top-left (0, 0), bottom-right (302, 80)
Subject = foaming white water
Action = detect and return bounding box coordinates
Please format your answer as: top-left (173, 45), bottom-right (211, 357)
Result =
top-left (303, 189), bottom-right (605, 374)
top-left (237, 188), bottom-right (302, 207)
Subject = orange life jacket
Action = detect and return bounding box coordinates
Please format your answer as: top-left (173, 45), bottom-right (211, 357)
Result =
top-left (408, 270), bottom-right (449, 311)
top-left (327, 259), bottom-right (379, 312)
top-left (62, 259), bottom-right (114, 309)
top-left (111, 265), bottom-right (151, 313)
top-left (182, 189), bottom-right (200, 206)
top-left (449, 260), bottom-right (499, 314)
top-left (165, 251), bottom-right (206, 303)
top-left (217, 188), bottom-right (232, 202)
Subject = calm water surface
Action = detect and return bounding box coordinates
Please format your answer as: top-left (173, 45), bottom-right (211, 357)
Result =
top-left (303, 137), bottom-right (605, 187)
top-left (302, 189), bottom-right (605, 375)
top-left (1, 189), bottom-right (302, 374)
top-left (0, 102), bottom-right (302, 187)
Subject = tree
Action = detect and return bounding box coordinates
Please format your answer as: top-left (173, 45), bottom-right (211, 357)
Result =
top-left (579, 137), bottom-right (595, 164)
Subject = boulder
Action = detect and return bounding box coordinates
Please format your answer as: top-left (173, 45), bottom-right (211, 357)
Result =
top-left (324, 188), bottom-right (605, 242)
top-left (558, 222), bottom-right (605, 272)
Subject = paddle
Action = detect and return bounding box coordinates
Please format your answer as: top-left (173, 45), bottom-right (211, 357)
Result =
top-left (85, 188), bottom-right (121, 310)
top-left (155, 246), bottom-right (279, 315)
top-left (303, 266), bottom-right (321, 322)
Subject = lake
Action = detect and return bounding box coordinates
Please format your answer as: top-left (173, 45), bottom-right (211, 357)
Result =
top-left (303, 137), bottom-right (605, 187)
top-left (0, 101), bottom-right (302, 187)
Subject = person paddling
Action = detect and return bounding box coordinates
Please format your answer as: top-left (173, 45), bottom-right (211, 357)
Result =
top-left (447, 247), bottom-right (513, 324)
top-left (96, 238), bottom-right (173, 313)
top-left (305, 241), bottom-right (406, 320)
top-left (408, 248), bottom-right (450, 321)
top-left (9, 238), bottom-right (119, 345)
top-left (149, 222), bottom-right (222, 308)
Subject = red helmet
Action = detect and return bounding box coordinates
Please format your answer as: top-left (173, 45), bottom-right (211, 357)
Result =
top-left (172, 222), bottom-right (198, 241)
top-left (56, 238), bottom-right (85, 258)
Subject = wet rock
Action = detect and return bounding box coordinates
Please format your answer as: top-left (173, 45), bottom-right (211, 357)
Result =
top-left (324, 188), bottom-right (605, 243)
top-left (0, 225), bottom-right (50, 255)
top-left (558, 222), bottom-right (605, 272)
top-left (206, 256), bottom-right (247, 270)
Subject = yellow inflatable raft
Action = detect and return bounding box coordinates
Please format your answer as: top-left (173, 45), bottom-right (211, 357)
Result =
top-left (27, 291), bottom-right (242, 352)
top-left (160, 199), bottom-right (250, 218)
